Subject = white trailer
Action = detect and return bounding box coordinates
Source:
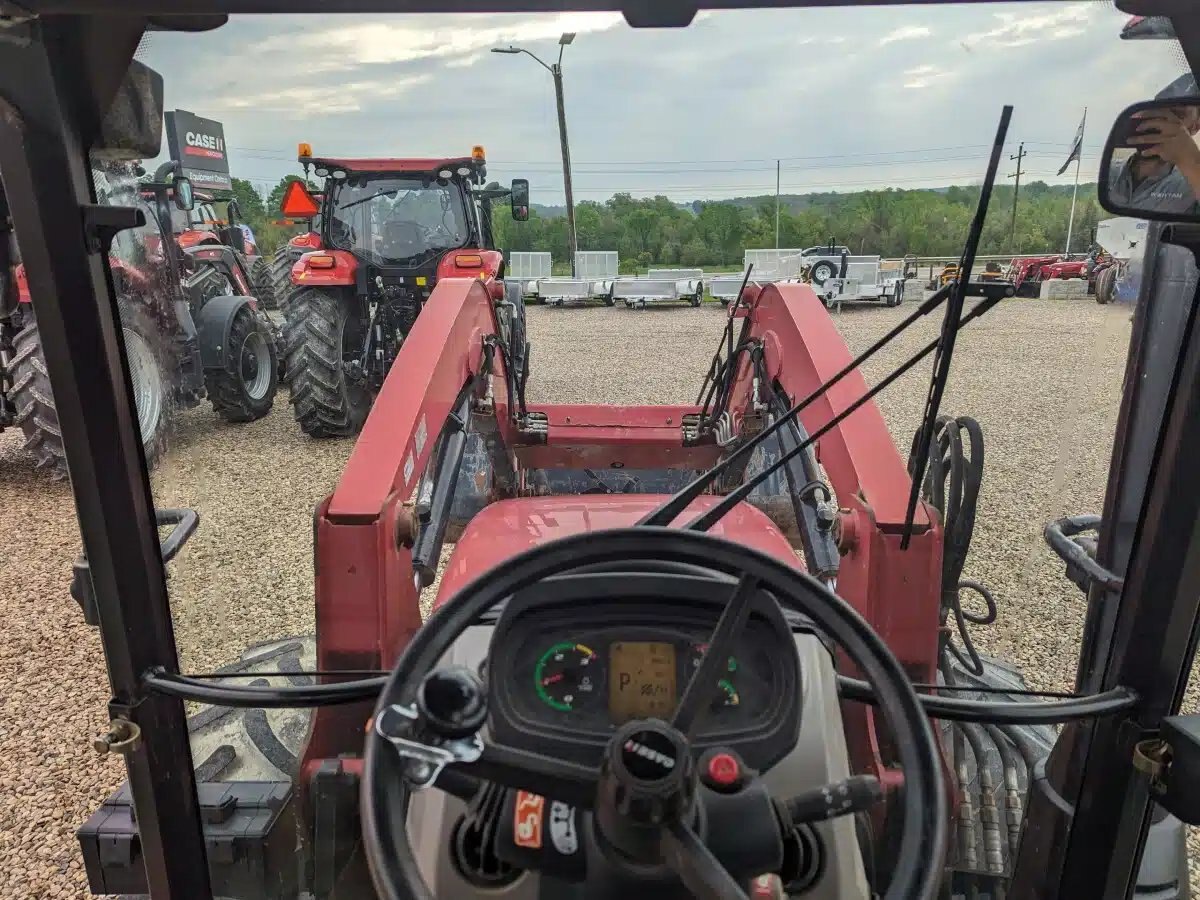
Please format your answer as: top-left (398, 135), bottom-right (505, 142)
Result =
top-left (812, 255), bottom-right (905, 309)
top-left (507, 252), bottom-right (552, 297)
top-left (612, 269), bottom-right (704, 308)
top-left (534, 251), bottom-right (620, 305)
top-left (535, 279), bottom-right (603, 306)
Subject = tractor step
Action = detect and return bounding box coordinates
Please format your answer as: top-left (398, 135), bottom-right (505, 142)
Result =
top-left (77, 780), bottom-right (298, 898)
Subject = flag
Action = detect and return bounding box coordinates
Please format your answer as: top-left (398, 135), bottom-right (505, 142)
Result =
top-left (1057, 110), bottom-right (1087, 176)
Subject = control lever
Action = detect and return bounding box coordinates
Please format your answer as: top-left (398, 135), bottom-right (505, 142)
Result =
top-left (782, 775), bottom-right (882, 824)
top-left (70, 507), bottom-right (200, 626)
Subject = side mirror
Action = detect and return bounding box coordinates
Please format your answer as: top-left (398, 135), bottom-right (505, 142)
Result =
top-left (173, 176), bottom-right (195, 212)
top-left (1100, 97), bottom-right (1200, 223)
top-left (511, 179), bottom-right (530, 222)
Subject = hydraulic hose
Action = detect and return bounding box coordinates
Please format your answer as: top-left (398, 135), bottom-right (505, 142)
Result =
top-left (914, 415), bottom-right (993, 675)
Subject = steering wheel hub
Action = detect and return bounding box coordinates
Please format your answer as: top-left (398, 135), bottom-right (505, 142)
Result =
top-left (596, 719), bottom-right (696, 862)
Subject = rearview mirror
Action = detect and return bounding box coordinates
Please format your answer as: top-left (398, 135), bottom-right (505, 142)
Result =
top-left (94, 60), bottom-right (164, 160)
top-left (173, 176), bottom-right (195, 211)
top-left (511, 179), bottom-right (530, 222)
top-left (1100, 97), bottom-right (1200, 223)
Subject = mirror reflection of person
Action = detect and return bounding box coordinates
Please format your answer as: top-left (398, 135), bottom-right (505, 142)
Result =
top-left (1109, 73), bottom-right (1200, 215)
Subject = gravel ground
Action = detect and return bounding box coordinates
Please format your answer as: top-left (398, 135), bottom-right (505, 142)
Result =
top-left (1, 293), bottom-right (1192, 897)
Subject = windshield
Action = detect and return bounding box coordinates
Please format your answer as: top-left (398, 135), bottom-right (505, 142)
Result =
top-left (329, 175), bottom-right (470, 265)
top-left (8, 7), bottom-right (1200, 900)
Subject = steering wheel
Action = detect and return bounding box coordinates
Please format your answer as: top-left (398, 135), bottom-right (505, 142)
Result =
top-left (362, 527), bottom-right (947, 900)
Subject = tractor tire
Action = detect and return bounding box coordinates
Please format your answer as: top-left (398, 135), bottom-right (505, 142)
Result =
top-left (503, 281), bottom-right (528, 388)
top-left (11, 302), bottom-right (171, 476)
top-left (282, 287), bottom-right (370, 438)
top-left (810, 260), bottom-right (836, 286)
top-left (186, 636), bottom-right (316, 782)
top-left (205, 306), bottom-right (278, 422)
top-left (9, 318), bottom-right (65, 475)
top-left (1095, 266), bottom-right (1116, 305)
top-left (249, 256), bottom-right (278, 311)
top-left (269, 245), bottom-right (299, 312)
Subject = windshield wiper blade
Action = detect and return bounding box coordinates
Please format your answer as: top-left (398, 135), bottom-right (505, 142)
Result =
top-left (900, 105), bottom-right (1012, 549)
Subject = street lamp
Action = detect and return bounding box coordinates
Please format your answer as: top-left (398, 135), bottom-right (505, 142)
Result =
top-left (492, 33), bottom-right (579, 276)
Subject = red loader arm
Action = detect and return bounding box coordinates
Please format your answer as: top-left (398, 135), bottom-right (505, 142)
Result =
top-left (721, 282), bottom-right (943, 786)
top-left (303, 276), bottom-right (512, 764)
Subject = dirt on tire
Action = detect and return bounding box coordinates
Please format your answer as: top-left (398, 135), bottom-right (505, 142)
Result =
top-left (282, 286), bottom-right (370, 438)
top-left (186, 636), bottom-right (316, 782)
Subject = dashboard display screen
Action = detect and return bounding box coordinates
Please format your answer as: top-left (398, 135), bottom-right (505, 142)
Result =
top-left (609, 641), bottom-right (677, 723)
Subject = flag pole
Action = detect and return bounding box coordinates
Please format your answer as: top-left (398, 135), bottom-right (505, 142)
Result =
top-left (1065, 107), bottom-right (1087, 256)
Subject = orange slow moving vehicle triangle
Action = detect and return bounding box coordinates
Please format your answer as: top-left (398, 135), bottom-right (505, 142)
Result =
top-left (280, 179), bottom-right (320, 218)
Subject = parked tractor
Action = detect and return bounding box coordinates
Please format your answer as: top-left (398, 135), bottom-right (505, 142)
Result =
top-left (278, 144), bottom-right (529, 437)
top-left (2, 165), bottom-right (277, 475)
top-left (167, 188), bottom-right (279, 310)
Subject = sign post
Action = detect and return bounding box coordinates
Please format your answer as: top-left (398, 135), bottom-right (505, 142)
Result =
top-left (164, 109), bottom-right (231, 193)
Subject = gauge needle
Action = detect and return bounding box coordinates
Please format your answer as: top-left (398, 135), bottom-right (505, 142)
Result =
top-left (542, 674), bottom-right (565, 686)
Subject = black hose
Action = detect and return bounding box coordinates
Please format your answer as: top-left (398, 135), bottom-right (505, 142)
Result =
top-left (837, 676), bottom-right (1137, 724)
top-left (916, 415), bottom-right (992, 675)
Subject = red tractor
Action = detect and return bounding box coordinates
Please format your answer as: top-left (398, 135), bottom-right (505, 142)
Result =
top-left (2, 164), bottom-right (277, 475)
top-left (278, 144), bottom-right (529, 437)
top-left (1007, 253), bottom-right (1063, 296)
top-left (165, 187), bottom-right (280, 310)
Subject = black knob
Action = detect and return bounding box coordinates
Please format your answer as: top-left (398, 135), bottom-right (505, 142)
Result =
top-left (417, 666), bottom-right (487, 740)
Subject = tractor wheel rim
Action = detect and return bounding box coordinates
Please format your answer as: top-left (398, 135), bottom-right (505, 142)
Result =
top-left (123, 325), bottom-right (163, 447)
top-left (239, 329), bottom-right (272, 401)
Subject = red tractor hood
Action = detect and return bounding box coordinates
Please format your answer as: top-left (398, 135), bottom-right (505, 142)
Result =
top-left (434, 494), bottom-right (802, 608)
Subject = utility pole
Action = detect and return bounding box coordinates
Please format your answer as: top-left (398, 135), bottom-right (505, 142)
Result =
top-left (552, 61), bottom-right (578, 273)
top-left (492, 33), bottom-right (579, 276)
top-left (775, 159), bottom-right (781, 249)
top-left (1008, 142), bottom-right (1026, 248)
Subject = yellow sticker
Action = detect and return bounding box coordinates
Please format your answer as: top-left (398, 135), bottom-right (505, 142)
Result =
top-left (415, 276), bottom-right (427, 286)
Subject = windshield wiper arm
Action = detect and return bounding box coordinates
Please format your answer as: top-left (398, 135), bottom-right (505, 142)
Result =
top-left (900, 105), bottom-right (1012, 548)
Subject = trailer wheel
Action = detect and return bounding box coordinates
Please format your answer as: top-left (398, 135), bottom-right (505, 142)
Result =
top-left (1095, 266), bottom-right (1116, 305)
top-left (206, 306), bottom-right (278, 422)
top-left (811, 260), bottom-right (836, 285)
top-left (186, 636), bottom-right (316, 782)
top-left (691, 284), bottom-right (703, 307)
top-left (248, 256), bottom-right (278, 311)
top-left (11, 301), bottom-right (171, 476)
top-left (283, 287), bottom-right (370, 437)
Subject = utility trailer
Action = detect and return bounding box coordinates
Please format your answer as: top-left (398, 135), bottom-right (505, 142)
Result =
top-left (534, 250), bottom-right (619, 305)
top-left (811, 255), bottom-right (906, 309)
top-left (506, 251), bottom-right (551, 298)
top-left (612, 268), bottom-right (704, 308)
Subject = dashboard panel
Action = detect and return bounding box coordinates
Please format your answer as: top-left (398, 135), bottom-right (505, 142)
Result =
top-left (487, 571), bottom-right (802, 770)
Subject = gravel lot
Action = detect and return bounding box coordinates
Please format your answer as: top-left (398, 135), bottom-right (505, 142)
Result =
top-left (2, 292), bottom-right (1189, 897)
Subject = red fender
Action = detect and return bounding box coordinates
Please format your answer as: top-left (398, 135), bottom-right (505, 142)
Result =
top-left (291, 249), bottom-right (356, 287)
top-left (435, 248), bottom-right (504, 282)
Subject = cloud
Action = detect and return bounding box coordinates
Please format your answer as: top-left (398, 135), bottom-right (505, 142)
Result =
top-left (208, 74), bottom-right (433, 116)
top-left (879, 25), bottom-right (932, 46)
top-left (962, 2), bottom-right (1095, 49)
top-left (257, 12), bottom-right (624, 73)
top-left (902, 64), bottom-right (953, 89)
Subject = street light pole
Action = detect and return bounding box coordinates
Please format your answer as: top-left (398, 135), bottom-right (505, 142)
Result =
top-left (493, 34), bottom-right (579, 276)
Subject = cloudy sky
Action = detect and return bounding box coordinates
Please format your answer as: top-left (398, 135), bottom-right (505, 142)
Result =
top-left (139, 2), bottom-right (1185, 205)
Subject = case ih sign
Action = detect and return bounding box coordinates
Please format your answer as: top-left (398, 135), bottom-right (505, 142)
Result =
top-left (165, 109), bottom-right (231, 192)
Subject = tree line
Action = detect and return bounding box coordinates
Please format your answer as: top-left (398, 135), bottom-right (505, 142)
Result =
top-left (243, 173), bottom-right (1102, 266)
